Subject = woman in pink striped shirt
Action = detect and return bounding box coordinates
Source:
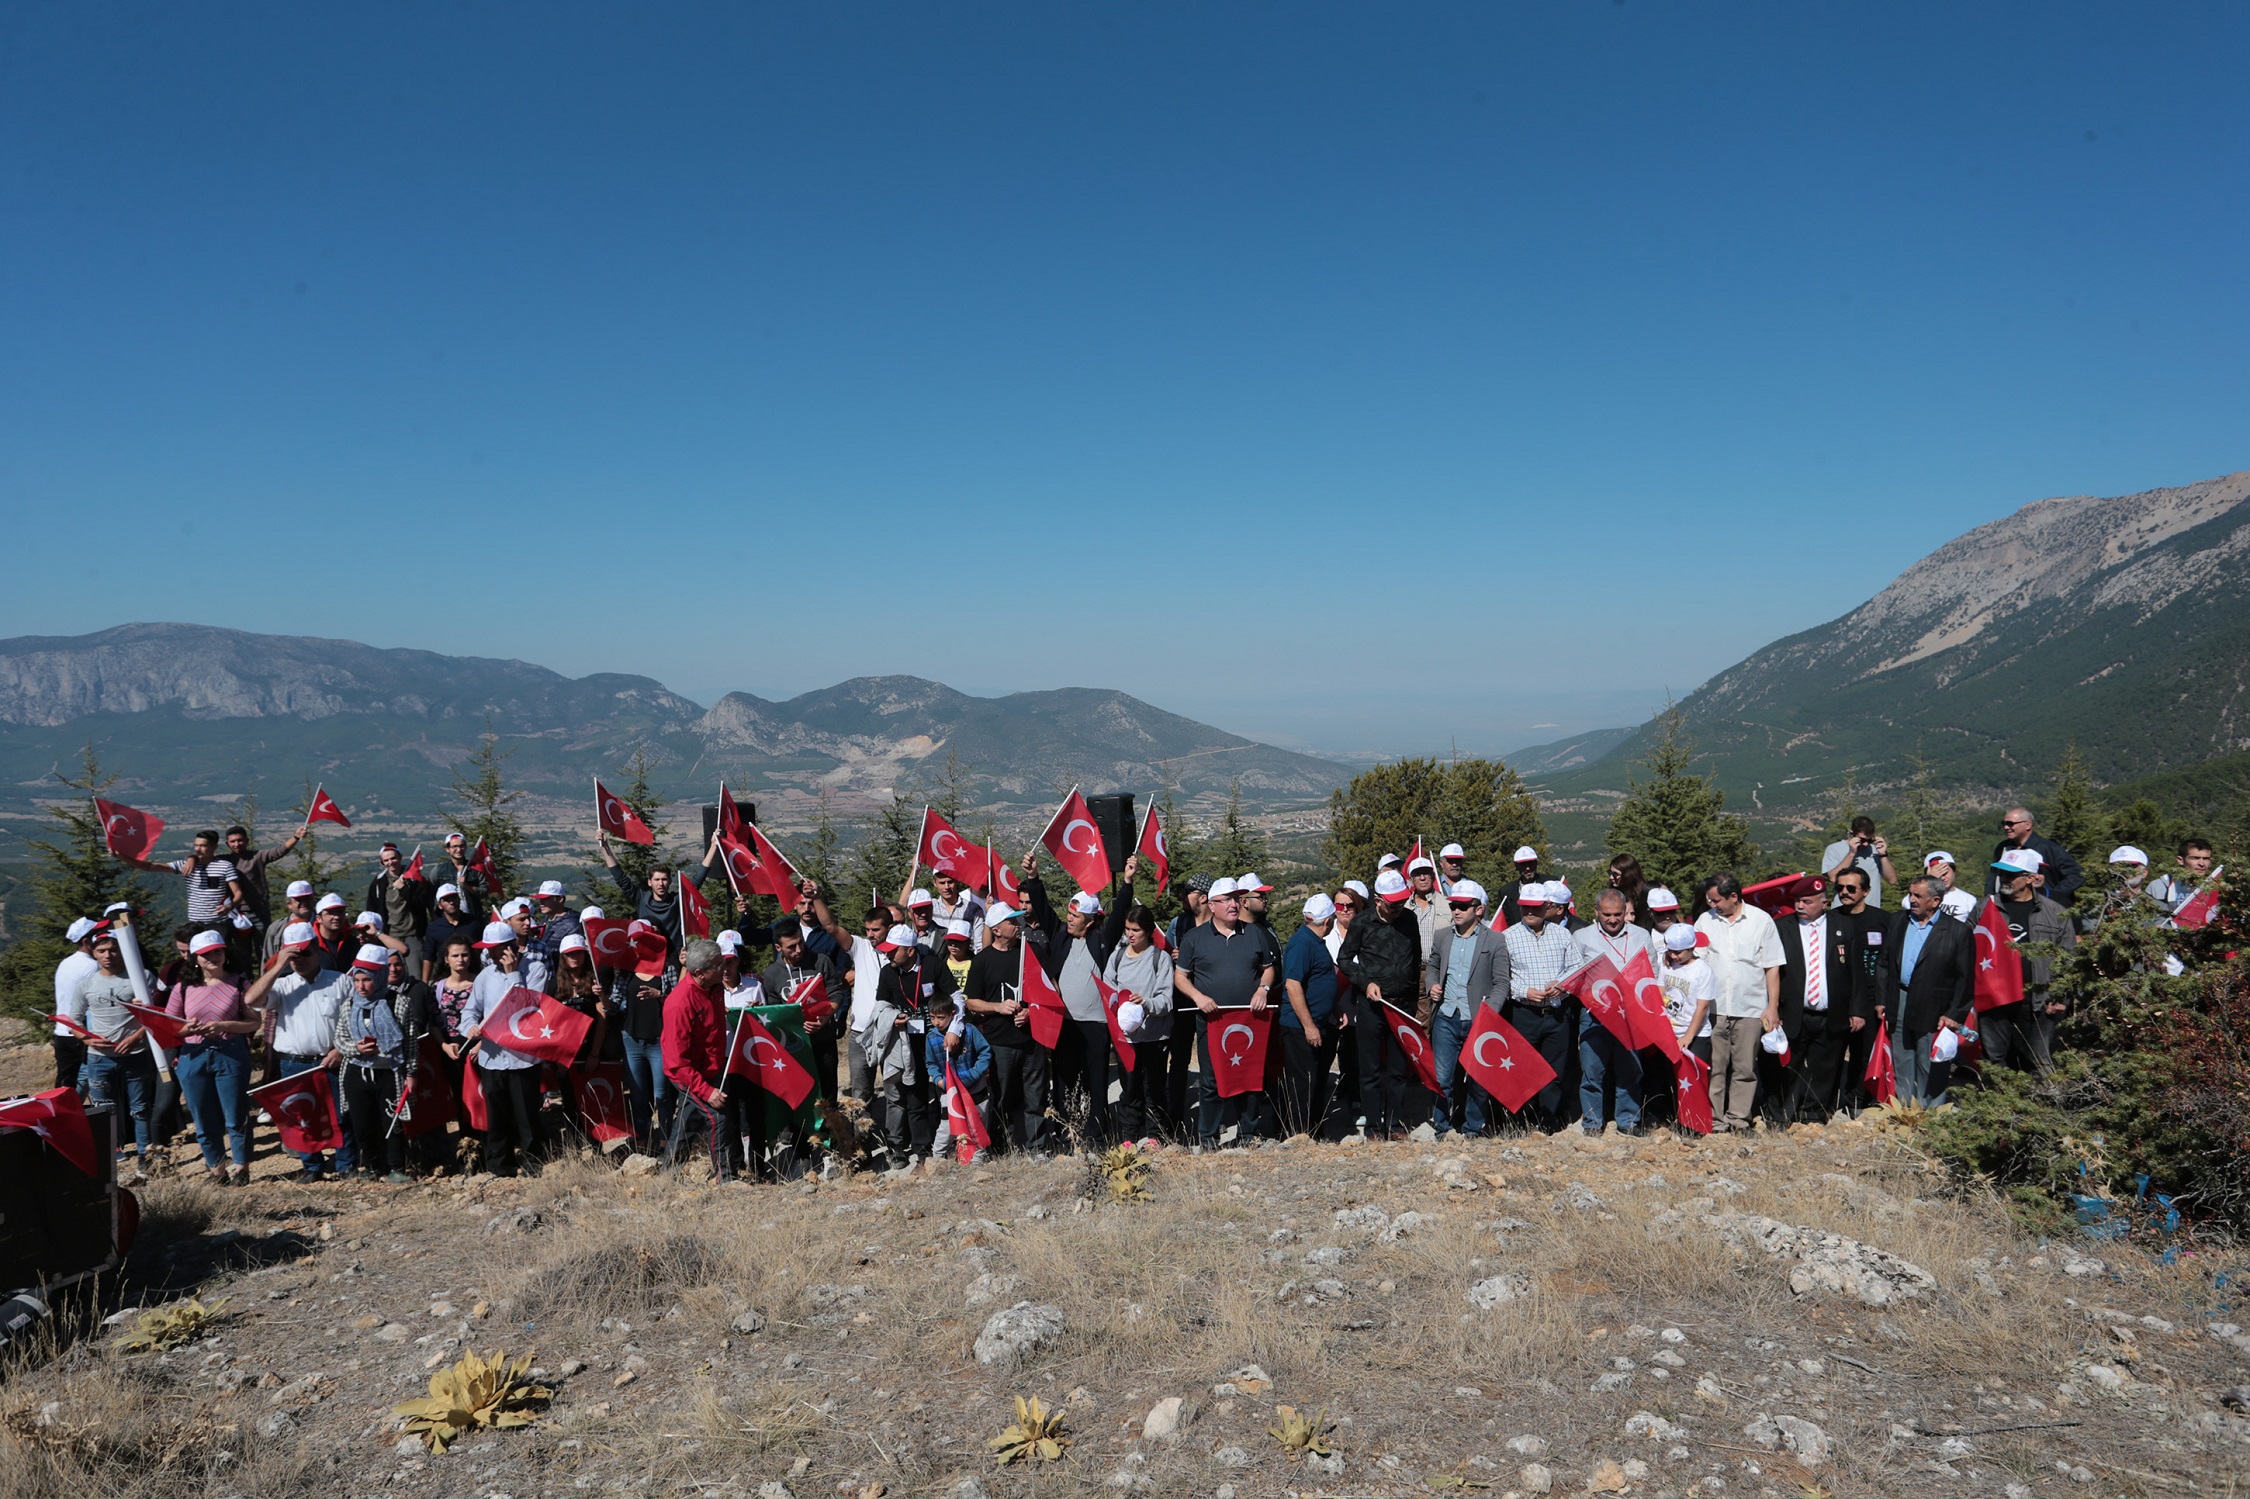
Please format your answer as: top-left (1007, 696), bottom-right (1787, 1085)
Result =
top-left (166, 930), bottom-right (263, 1184)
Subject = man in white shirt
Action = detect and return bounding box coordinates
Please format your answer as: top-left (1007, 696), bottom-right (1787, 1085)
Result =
top-left (1821, 817), bottom-right (1898, 910)
top-left (1574, 889), bottom-right (1656, 1135)
top-left (1921, 852), bottom-right (1980, 922)
top-left (805, 880), bottom-right (892, 1144)
top-left (1693, 874), bottom-right (1785, 1132)
top-left (51, 916), bottom-right (104, 1088)
top-left (242, 921), bottom-right (357, 1179)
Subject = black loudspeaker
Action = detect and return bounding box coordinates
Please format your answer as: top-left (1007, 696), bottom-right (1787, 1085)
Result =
top-left (0, 1103), bottom-right (119, 1296)
top-left (1084, 794), bottom-right (1135, 876)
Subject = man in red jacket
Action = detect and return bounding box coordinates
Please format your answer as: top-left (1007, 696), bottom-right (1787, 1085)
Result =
top-left (661, 937), bottom-right (742, 1182)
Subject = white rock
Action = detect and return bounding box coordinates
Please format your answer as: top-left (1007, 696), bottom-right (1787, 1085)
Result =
top-left (731, 1309), bottom-right (768, 1335)
top-left (1305, 1450), bottom-right (1345, 1475)
top-left (1380, 1211), bottom-right (1427, 1243)
top-left (1625, 1411), bottom-right (1685, 1441)
top-left (2084, 1364), bottom-right (2126, 1393)
top-left (1141, 1396), bottom-right (1188, 1440)
top-left (756, 1484), bottom-right (795, 1499)
top-left (1209, 1445), bottom-right (1251, 1467)
top-left (1335, 1205), bottom-right (1391, 1232)
top-left (1506, 1434), bottom-right (1549, 1455)
top-left (1591, 1371), bottom-right (1632, 1393)
top-left (1706, 1212), bottom-right (1936, 1306)
top-left (973, 1302), bottom-right (1064, 1367)
top-left (948, 1479), bottom-right (990, 1499)
top-left (1520, 1461), bottom-right (1555, 1493)
top-left (1305, 1245), bottom-right (1351, 1267)
top-left (1469, 1274), bottom-right (1532, 1309)
top-left (1406, 1122), bottom-right (1440, 1143)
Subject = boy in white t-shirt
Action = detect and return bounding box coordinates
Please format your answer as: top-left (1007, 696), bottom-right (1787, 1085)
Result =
top-left (1657, 923), bottom-right (1715, 1062)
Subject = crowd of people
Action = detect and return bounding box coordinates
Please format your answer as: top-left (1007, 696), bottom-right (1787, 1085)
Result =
top-left (40, 808), bottom-right (2224, 1186)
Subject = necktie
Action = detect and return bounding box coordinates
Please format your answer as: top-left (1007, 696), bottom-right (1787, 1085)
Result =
top-left (1804, 922), bottom-right (1825, 1011)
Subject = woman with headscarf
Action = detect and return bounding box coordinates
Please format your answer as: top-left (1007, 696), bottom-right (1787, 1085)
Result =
top-left (325, 942), bottom-right (420, 1183)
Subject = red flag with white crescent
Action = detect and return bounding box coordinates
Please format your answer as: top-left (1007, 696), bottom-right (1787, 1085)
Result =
top-left (1460, 1005), bottom-right (1558, 1113)
top-left (402, 846), bottom-right (425, 882)
top-left (1558, 955), bottom-right (1637, 1048)
top-left (468, 837), bottom-right (505, 901)
top-left (943, 1053), bottom-right (992, 1162)
top-left (395, 1052), bottom-right (458, 1139)
top-left (459, 1059), bottom-right (489, 1131)
top-left (987, 845), bottom-right (1024, 907)
top-left (305, 784), bottom-right (351, 828)
top-left (1742, 873), bottom-right (1804, 920)
top-left (1376, 999), bottom-right (1441, 1093)
top-left (123, 1001), bottom-right (195, 1052)
top-left (917, 808), bottom-right (986, 884)
top-left (1672, 1051), bottom-right (1714, 1133)
top-left (594, 778), bottom-right (655, 846)
top-left (94, 797), bottom-right (164, 861)
top-left (1094, 972), bottom-right (1137, 1073)
top-left (1038, 788), bottom-right (1112, 896)
top-left (574, 1060), bottom-right (634, 1143)
top-left (1018, 946), bottom-right (1067, 1049)
top-left (1617, 949), bottom-right (1685, 1060)
top-left (1972, 898), bottom-right (2024, 1013)
top-left (787, 972), bottom-right (836, 1030)
top-left (718, 823), bottom-right (803, 904)
top-left (1135, 806), bottom-right (1170, 889)
top-left (0, 1086), bottom-right (100, 1178)
top-left (718, 783), bottom-right (749, 844)
top-left (2174, 869), bottom-right (2223, 930)
top-left (248, 1067), bottom-right (343, 1154)
top-left (584, 915), bottom-right (630, 967)
top-left (1864, 1019), bottom-right (1898, 1105)
top-left (679, 873), bottom-right (711, 940)
top-left (1204, 1008), bottom-right (1271, 1098)
top-left (724, 1010), bottom-right (815, 1108)
top-left (480, 987), bottom-right (594, 1066)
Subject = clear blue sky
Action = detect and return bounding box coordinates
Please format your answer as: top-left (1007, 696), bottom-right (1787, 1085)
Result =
top-left (3, 2), bottom-right (2245, 758)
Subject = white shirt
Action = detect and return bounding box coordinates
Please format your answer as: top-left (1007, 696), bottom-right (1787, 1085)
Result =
top-left (1797, 915), bottom-right (1830, 1011)
top-left (1939, 886), bottom-right (1978, 922)
top-left (1574, 922), bottom-right (1654, 974)
top-left (268, 969), bottom-right (348, 1056)
top-left (723, 975), bottom-right (766, 1011)
top-left (1693, 904), bottom-right (1785, 1019)
top-left (53, 950), bottom-right (98, 1036)
top-left (1658, 956), bottom-right (1717, 1042)
top-left (847, 934), bottom-right (882, 1032)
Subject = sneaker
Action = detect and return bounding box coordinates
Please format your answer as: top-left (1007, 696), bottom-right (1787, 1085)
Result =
top-left (382, 1171), bottom-right (412, 1185)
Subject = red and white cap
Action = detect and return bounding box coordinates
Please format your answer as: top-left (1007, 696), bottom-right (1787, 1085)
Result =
top-left (1439, 843), bottom-right (1467, 861)
top-left (878, 924), bottom-right (920, 953)
top-left (280, 921), bottom-right (316, 950)
top-left (1406, 857), bottom-right (1437, 876)
top-left (537, 879), bottom-right (568, 900)
top-left (1068, 891), bottom-right (1103, 915)
top-left (352, 942), bottom-right (392, 971)
top-left (1237, 872), bottom-right (1273, 892)
top-left (188, 929), bottom-right (228, 956)
top-left (714, 930), bottom-right (742, 954)
top-left (1302, 893), bottom-right (1336, 922)
top-left (581, 904), bottom-right (607, 921)
top-left (1374, 869), bottom-right (1412, 903)
top-left (354, 911), bottom-right (385, 932)
top-left (435, 882), bottom-right (462, 899)
top-left (1662, 924), bottom-right (1698, 952)
top-left (1207, 877), bottom-right (1240, 900)
top-left (316, 892), bottom-right (348, 912)
top-left (1377, 854), bottom-right (1402, 871)
top-left (1513, 845), bottom-right (1539, 864)
top-left (1924, 851), bottom-right (1956, 869)
top-left (944, 919), bottom-right (975, 941)
top-left (907, 888), bottom-right (935, 909)
top-left (286, 879), bottom-right (315, 899)
top-left (985, 903), bottom-right (1025, 928)
top-left (559, 932), bottom-right (590, 955)
top-left (475, 921), bottom-right (516, 949)
top-left (1543, 881), bottom-right (1573, 906)
top-left (1341, 879), bottom-right (1371, 903)
top-left (1645, 887), bottom-right (1680, 912)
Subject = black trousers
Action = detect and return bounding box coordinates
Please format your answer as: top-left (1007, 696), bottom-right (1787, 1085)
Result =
top-left (1113, 1034), bottom-right (1156, 1143)
top-left (666, 1079), bottom-right (744, 1182)
top-left (477, 1064), bottom-right (542, 1177)
top-left (983, 1040), bottom-right (1050, 1155)
top-left (52, 1036), bottom-right (86, 1091)
top-left (1161, 1023), bottom-right (1198, 1142)
top-left (1981, 1000), bottom-right (2053, 1075)
top-left (1278, 1023), bottom-right (1339, 1140)
top-left (881, 1037), bottom-right (937, 1162)
top-left (342, 1064), bottom-right (407, 1175)
top-left (1793, 1019), bottom-right (1851, 1118)
top-left (1054, 1019), bottom-right (1118, 1149)
top-left (806, 1025), bottom-right (839, 1105)
top-left (1500, 1002), bottom-right (1574, 1130)
top-left (1348, 994), bottom-right (1420, 1136)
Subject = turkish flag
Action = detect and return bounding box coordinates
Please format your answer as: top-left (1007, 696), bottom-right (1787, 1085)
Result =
top-left (460, 1060), bottom-right (489, 1131)
top-left (1559, 956), bottom-right (1637, 1048)
top-left (1377, 1000), bottom-right (1441, 1093)
top-left (1204, 1009), bottom-right (1271, 1098)
top-left (594, 778), bottom-right (654, 846)
top-left (122, 1001), bottom-right (194, 1052)
top-left (1742, 873), bottom-right (1804, 920)
top-left (718, 783), bottom-right (750, 844)
top-left (943, 1053), bottom-right (992, 1162)
top-left (679, 874), bottom-right (711, 940)
top-left (725, 1010), bottom-right (815, 1109)
top-left (2175, 873), bottom-right (2223, 930)
top-left (1018, 947), bottom-right (1067, 1049)
top-left (249, 1067), bottom-right (343, 1153)
top-left (305, 785), bottom-right (351, 828)
top-left (396, 1053), bottom-right (458, 1139)
top-left (94, 797), bottom-right (163, 861)
top-left (917, 808), bottom-right (986, 884)
top-left (1095, 973), bottom-right (1137, 1073)
top-left (1972, 899), bottom-right (2024, 1012)
top-left (403, 846), bottom-right (425, 883)
top-left (1672, 1052), bottom-right (1714, 1133)
top-left (1405, 837), bottom-right (1425, 870)
top-left (1460, 1006), bottom-right (1558, 1114)
top-left (718, 823), bottom-right (802, 904)
top-left (469, 838), bottom-right (505, 900)
top-left (1864, 1019), bottom-right (1898, 1105)
top-left (1617, 950), bottom-right (1685, 1060)
top-left (0, 1086), bottom-right (100, 1178)
top-left (987, 846), bottom-right (1024, 907)
top-left (575, 1060), bottom-right (633, 1143)
top-left (481, 987), bottom-right (594, 1066)
top-left (47, 1012), bottom-right (102, 1044)
top-left (1136, 807), bottom-right (1171, 889)
top-left (1038, 788), bottom-right (1112, 896)
top-left (584, 915), bottom-right (631, 967)
top-left (787, 973), bottom-right (836, 1031)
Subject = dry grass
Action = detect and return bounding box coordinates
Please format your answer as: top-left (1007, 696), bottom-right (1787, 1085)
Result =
top-left (0, 1362), bottom-right (321, 1499)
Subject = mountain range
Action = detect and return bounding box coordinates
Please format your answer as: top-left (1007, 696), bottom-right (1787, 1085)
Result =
top-left (1535, 469), bottom-right (2250, 834)
top-left (0, 624), bottom-right (1349, 834)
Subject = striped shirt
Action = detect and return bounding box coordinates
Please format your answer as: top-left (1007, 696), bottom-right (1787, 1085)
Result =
top-left (1503, 922), bottom-right (1583, 1005)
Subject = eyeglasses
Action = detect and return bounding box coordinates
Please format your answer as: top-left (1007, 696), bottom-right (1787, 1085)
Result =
top-left (2002, 818), bottom-right (2029, 828)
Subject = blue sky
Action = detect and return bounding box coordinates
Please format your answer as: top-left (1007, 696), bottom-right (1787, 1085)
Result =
top-left (3, 2), bottom-right (2245, 758)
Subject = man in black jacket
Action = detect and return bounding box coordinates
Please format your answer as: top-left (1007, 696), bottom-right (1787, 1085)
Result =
top-left (1337, 868), bottom-right (1426, 1140)
top-left (1769, 877), bottom-right (1863, 1123)
top-left (1827, 867), bottom-right (1886, 1110)
top-left (1987, 808), bottom-right (2086, 908)
top-left (1877, 876), bottom-right (1977, 1105)
top-left (1019, 856), bottom-right (1134, 1148)
top-left (762, 923), bottom-right (847, 1106)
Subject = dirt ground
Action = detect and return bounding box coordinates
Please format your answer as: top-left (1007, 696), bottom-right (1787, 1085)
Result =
top-left (4, 1038), bottom-right (2250, 1499)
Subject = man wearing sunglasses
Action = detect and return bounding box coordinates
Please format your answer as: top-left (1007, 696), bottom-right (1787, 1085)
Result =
top-left (1986, 807), bottom-right (2084, 908)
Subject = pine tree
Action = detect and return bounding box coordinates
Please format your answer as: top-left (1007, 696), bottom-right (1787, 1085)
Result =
top-left (925, 750), bottom-right (973, 824)
top-left (1204, 779), bottom-right (1269, 881)
top-left (2044, 741), bottom-right (2109, 871)
top-left (1605, 707), bottom-right (1760, 897)
top-left (1898, 739), bottom-right (1940, 855)
top-left (0, 743), bottom-right (166, 1028)
top-left (848, 792), bottom-right (919, 914)
top-left (442, 725), bottom-right (526, 896)
top-left (795, 789), bottom-right (847, 901)
top-left (1324, 756), bottom-right (1547, 893)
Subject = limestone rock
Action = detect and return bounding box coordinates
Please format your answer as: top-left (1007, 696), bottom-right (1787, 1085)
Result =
top-left (1469, 1274), bottom-right (1532, 1310)
top-left (973, 1301), bottom-right (1064, 1367)
top-left (1706, 1212), bottom-right (1936, 1306)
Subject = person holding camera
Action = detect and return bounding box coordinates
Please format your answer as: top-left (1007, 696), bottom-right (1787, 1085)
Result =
top-left (1822, 816), bottom-right (1899, 909)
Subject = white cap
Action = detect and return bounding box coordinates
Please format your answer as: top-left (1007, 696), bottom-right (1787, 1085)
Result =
top-left (1646, 886), bottom-right (1680, 912)
top-left (944, 919), bottom-right (974, 940)
top-left (1759, 1027), bottom-right (1790, 1056)
top-left (537, 879), bottom-right (567, 900)
top-left (1993, 848), bottom-right (2044, 874)
top-left (1929, 1029), bottom-right (1960, 1063)
top-left (560, 932), bottom-right (590, 954)
top-left (1068, 891), bottom-right (1103, 915)
top-left (1439, 842), bottom-right (1466, 860)
top-left (1342, 879), bottom-right (1370, 902)
top-left (1662, 924), bottom-right (1698, 952)
top-left (352, 942), bottom-right (392, 971)
top-left (1301, 893), bottom-right (1336, 923)
top-left (1207, 876), bottom-right (1240, 900)
top-left (354, 911), bottom-right (384, 932)
top-left (907, 888), bottom-right (935, 908)
top-left (985, 903), bottom-right (1024, 928)
top-left (1406, 857), bottom-right (1436, 876)
top-left (1925, 851), bottom-right (1956, 869)
top-left (475, 921), bottom-right (516, 949)
top-left (285, 879), bottom-right (315, 899)
top-left (500, 896), bottom-right (532, 920)
top-left (1377, 854), bottom-right (1402, 871)
top-left (580, 904), bottom-right (605, 921)
top-left (316, 892), bottom-right (347, 912)
top-left (1512, 845), bottom-right (1539, 863)
top-left (281, 921), bottom-right (316, 949)
top-left (65, 917), bottom-right (101, 943)
top-left (1545, 881), bottom-right (1573, 905)
top-left (1238, 872), bottom-right (1272, 892)
top-left (435, 882), bottom-right (462, 899)
top-left (2109, 845), bottom-right (2149, 866)
top-left (1446, 880), bottom-right (1487, 906)
top-left (188, 929), bottom-right (228, 956)
top-left (715, 930), bottom-right (742, 953)
top-left (1374, 869), bottom-right (1411, 903)
top-left (1117, 1000), bottom-right (1146, 1034)
top-left (878, 923), bottom-right (920, 953)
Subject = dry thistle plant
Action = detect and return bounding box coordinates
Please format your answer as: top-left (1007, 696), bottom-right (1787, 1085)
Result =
top-left (395, 1348), bottom-right (552, 1453)
top-left (113, 1298), bottom-right (227, 1354)
top-left (988, 1394), bottom-right (1070, 1465)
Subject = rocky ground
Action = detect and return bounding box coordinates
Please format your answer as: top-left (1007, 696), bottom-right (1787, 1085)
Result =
top-left (4, 1040), bottom-right (2250, 1499)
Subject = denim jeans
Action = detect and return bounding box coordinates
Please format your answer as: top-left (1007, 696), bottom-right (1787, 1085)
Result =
top-left (174, 1039), bottom-right (253, 1168)
top-left (1429, 1008), bottom-right (1490, 1136)
top-left (1578, 1023), bottom-right (1643, 1131)
top-left (620, 1032), bottom-right (674, 1146)
top-left (81, 1047), bottom-right (157, 1156)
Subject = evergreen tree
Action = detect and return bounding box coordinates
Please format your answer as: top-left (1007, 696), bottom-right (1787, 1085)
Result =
top-left (1204, 779), bottom-right (1269, 882)
top-left (1324, 756), bottom-right (1546, 895)
top-left (2043, 741), bottom-right (2110, 870)
top-left (1897, 739), bottom-right (1940, 855)
top-left (442, 725), bottom-right (527, 896)
top-left (925, 750), bottom-right (973, 824)
top-left (1605, 707), bottom-right (1759, 896)
top-left (848, 792), bottom-right (919, 914)
top-left (794, 789), bottom-right (847, 903)
top-left (0, 743), bottom-right (166, 1028)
